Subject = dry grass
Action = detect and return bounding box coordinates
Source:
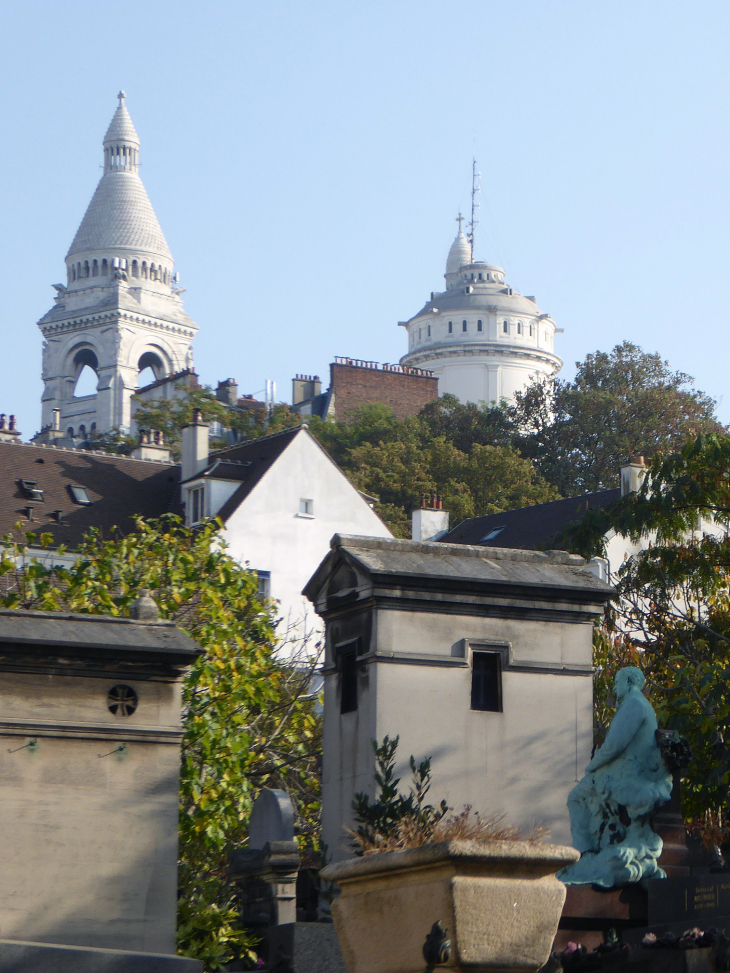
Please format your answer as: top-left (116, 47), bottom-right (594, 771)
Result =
top-left (349, 806), bottom-right (549, 856)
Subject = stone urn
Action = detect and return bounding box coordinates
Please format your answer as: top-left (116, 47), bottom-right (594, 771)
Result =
top-left (321, 840), bottom-right (579, 973)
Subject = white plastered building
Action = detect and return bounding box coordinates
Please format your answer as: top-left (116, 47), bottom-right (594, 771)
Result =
top-left (179, 419), bottom-right (393, 648)
top-left (399, 225), bottom-right (562, 405)
top-left (35, 92), bottom-right (197, 442)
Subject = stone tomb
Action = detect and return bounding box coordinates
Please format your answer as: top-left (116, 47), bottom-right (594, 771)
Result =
top-left (0, 606), bottom-right (202, 972)
top-left (303, 534), bottom-right (613, 861)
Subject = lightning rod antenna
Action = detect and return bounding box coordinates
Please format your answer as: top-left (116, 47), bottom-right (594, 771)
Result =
top-left (467, 158), bottom-right (481, 262)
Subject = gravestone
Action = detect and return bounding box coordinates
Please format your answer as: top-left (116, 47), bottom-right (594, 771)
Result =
top-left (249, 788), bottom-right (295, 848)
top-left (228, 789), bottom-right (300, 973)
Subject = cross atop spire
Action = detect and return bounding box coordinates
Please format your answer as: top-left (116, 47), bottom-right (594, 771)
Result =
top-left (118, 90), bottom-right (126, 106)
top-left (456, 212), bottom-right (464, 231)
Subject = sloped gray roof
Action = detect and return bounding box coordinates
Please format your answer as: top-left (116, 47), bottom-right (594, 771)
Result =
top-left (0, 609), bottom-right (201, 664)
top-left (441, 489), bottom-right (621, 550)
top-left (324, 534), bottom-right (612, 594)
top-left (67, 171), bottom-right (172, 261)
top-left (304, 534), bottom-right (615, 620)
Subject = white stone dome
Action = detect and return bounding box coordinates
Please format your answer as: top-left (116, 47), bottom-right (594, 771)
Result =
top-left (398, 225), bottom-right (562, 406)
top-left (445, 228), bottom-right (471, 277)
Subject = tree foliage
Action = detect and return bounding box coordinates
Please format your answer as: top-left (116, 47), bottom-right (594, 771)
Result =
top-left (351, 736), bottom-right (448, 855)
top-left (566, 435), bottom-right (730, 819)
top-left (305, 399), bottom-right (558, 536)
top-left (0, 515), bottom-right (322, 971)
top-left (512, 342), bottom-right (723, 496)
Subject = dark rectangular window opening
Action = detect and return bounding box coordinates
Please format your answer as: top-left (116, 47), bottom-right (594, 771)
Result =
top-left (340, 647), bottom-right (359, 714)
top-left (471, 651), bottom-right (502, 712)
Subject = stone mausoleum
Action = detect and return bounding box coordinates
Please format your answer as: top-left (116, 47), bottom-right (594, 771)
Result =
top-left (0, 604), bottom-right (202, 971)
top-left (305, 534), bottom-right (613, 862)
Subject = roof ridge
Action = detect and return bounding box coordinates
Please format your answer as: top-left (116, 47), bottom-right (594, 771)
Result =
top-left (3, 441), bottom-right (174, 466)
top-left (212, 424), bottom-right (305, 458)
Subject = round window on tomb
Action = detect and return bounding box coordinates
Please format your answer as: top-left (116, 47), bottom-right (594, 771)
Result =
top-left (108, 684), bottom-right (138, 717)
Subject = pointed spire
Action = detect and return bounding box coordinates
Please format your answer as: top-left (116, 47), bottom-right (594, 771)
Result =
top-left (104, 91), bottom-right (140, 173)
top-left (66, 93), bottom-right (172, 262)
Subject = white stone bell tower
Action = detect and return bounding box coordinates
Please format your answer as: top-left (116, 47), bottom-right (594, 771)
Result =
top-left (35, 92), bottom-right (198, 442)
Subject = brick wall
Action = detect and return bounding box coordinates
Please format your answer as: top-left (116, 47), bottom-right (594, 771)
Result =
top-left (330, 361), bottom-right (438, 421)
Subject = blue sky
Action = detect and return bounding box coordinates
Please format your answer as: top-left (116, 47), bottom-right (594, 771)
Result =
top-left (2, 1), bottom-right (730, 432)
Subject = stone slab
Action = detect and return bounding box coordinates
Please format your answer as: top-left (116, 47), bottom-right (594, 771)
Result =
top-left (647, 874), bottom-right (730, 926)
top-left (0, 939), bottom-right (203, 973)
top-left (294, 923), bottom-right (346, 973)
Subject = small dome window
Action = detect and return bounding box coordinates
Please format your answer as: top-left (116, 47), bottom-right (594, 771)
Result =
top-left (477, 320), bottom-right (483, 332)
top-left (427, 325), bottom-right (431, 337)
top-left (517, 322), bottom-right (523, 335)
top-left (448, 321), bottom-right (453, 334)
top-left (462, 320), bottom-right (467, 332)
top-left (529, 323), bottom-right (534, 337)
top-left (503, 321), bottom-right (509, 334)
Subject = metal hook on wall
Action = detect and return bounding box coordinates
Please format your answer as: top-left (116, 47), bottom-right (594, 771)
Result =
top-left (98, 743), bottom-right (127, 759)
top-left (7, 738), bottom-right (38, 754)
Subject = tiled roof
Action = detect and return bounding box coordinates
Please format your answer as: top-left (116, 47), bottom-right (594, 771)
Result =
top-left (66, 171), bottom-right (172, 261)
top-left (440, 489), bottom-right (621, 551)
top-left (0, 442), bottom-right (181, 550)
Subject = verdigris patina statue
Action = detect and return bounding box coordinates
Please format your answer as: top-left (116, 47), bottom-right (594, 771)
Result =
top-left (557, 666), bottom-right (672, 888)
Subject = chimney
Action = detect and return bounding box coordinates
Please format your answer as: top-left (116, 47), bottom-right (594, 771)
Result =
top-left (52, 409), bottom-right (61, 431)
top-left (0, 413), bottom-right (22, 444)
top-left (181, 408), bottom-right (209, 481)
top-left (292, 374), bottom-right (322, 406)
top-left (620, 455), bottom-right (647, 497)
top-left (411, 493), bottom-right (450, 542)
top-left (131, 429), bottom-right (172, 463)
top-left (216, 378), bottom-right (239, 406)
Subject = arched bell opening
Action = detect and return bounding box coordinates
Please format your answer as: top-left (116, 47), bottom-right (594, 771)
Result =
top-left (137, 350), bottom-right (165, 390)
top-left (72, 348), bottom-right (99, 398)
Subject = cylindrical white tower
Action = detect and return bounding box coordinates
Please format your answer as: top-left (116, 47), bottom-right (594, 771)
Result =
top-left (399, 226), bottom-right (562, 405)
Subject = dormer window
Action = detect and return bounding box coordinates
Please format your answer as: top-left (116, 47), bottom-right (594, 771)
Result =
top-left (68, 485), bottom-right (91, 505)
top-left (19, 479), bottom-right (44, 501)
top-left (299, 498), bottom-right (314, 517)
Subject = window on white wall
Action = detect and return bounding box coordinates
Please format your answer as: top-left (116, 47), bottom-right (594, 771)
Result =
top-left (256, 570), bottom-right (271, 600)
top-left (190, 486), bottom-right (204, 524)
top-left (299, 498), bottom-right (314, 516)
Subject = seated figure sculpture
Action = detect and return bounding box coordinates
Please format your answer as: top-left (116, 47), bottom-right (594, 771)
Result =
top-left (557, 666), bottom-right (672, 888)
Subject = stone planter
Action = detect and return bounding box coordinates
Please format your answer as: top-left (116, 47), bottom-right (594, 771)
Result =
top-left (321, 840), bottom-right (579, 973)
